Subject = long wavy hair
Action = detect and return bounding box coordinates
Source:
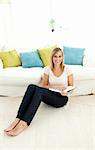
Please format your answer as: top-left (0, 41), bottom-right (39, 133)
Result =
top-left (50, 47), bottom-right (65, 70)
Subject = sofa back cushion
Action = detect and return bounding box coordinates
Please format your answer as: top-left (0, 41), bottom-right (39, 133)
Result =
top-left (0, 50), bottom-right (21, 68)
top-left (20, 50), bottom-right (43, 68)
top-left (63, 46), bottom-right (85, 65)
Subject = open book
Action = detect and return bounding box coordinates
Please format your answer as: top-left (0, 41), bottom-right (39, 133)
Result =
top-left (49, 86), bottom-right (76, 93)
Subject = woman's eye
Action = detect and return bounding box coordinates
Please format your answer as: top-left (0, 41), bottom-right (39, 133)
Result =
top-left (54, 55), bottom-right (62, 58)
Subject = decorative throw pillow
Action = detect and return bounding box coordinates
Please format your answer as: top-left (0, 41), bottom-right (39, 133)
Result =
top-left (37, 45), bottom-right (57, 66)
top-left (0, 50), bottom-right (22, 68)
top-left (0, 59), bottom-right (3, 69)
top-left (20, 50), bottom-right (43, 68)
top-left (63, 46), bottom-right (85, 65)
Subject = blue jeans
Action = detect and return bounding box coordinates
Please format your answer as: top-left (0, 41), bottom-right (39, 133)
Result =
top-left (16, 84), bottom-right (68, 125)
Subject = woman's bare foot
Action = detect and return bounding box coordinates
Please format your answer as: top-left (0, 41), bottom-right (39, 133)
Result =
top-left (6, 120), bottom-right (28, 136)
top-left (4, 118), bottom-right (20, 132)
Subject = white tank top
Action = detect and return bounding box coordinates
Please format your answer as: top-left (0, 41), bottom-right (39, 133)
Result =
top-left (44, 65), bottom-right (72, 87)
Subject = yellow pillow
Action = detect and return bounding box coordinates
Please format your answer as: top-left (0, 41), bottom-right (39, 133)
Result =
top-left (37, 45), bottom-right (57, 66)
top-left (0, 50), bottom-right (22, 68)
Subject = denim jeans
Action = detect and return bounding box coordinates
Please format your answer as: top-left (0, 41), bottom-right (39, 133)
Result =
top-left (16, 84), bottom-right (68, 125)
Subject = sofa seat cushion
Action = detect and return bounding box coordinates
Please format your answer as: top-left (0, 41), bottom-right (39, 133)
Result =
top-left (0, 67), bottom-right (43, 85)
top-left (0, 65), bottom-right (95, 87)
top-left (69, 65), bottom-right (95, 81)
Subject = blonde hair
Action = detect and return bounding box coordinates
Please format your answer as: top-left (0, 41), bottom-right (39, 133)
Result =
top-left (50, 47), bottom-right (64, 70)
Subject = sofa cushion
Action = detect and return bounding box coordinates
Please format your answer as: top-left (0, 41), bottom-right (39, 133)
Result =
top-left (20, 50), bottom-right (43, 68)
top-left (0, 50), bottom-right (21, 68)
top-left (0, 66), bottom-right (43, 85)
top-left (0, 65), bottom-right (95, 97)
top-left (69, 65), bottom-right (95, 80)
top-left (63, 46), bottom-right (85, 65)
top-left (37, 45), bottom-right (57, 66)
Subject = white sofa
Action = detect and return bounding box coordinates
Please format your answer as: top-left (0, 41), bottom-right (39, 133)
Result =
top-left (0, 44), bottom-right (95, 97)
top-left (0, 62), bottom-right (95, 97)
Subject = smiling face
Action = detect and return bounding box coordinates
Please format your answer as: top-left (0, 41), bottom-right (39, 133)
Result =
top-left (52, 50), bottom-right (63, 67)
top-left (50, 48), bottom-right (64, 69)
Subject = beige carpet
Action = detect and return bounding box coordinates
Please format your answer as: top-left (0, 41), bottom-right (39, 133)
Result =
top-left (0, 95), bottom-right (95, 150)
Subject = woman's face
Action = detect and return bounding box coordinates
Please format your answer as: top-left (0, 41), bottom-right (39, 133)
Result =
top-left (53, 51), bottom-right (63, 66)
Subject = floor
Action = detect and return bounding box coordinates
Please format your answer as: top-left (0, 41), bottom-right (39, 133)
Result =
top-left (0, 95), bottom-right (95, 150)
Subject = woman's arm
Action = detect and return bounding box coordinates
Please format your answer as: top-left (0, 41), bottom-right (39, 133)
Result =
top-left (41, 73), bottom-right (49, 89)
top-left (67, 74), bottom-right (74, 95)
top-left (61, 74), bottom-right (74, 96)
top-left (68, 74), bottom-right (74, 86)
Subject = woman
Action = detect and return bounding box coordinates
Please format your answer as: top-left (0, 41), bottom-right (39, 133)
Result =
top-left (4, 47), bottom-right (74, 136)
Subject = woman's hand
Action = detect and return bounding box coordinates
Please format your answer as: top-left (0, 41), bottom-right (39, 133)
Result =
top-left (60, 90), bottom-right (68, 96)
top-left (60, 90), bottom-right (73, 96)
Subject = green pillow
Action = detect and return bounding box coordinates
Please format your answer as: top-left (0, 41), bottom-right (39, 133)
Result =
top-left (0, 50), bottom-right (22, 68)
top-left (37, 45), bottom-right (57, 66)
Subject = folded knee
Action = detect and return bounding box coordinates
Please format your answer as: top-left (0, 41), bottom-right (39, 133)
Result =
top-left (54, 104), bottom-right (64, 108)
top-left (54, 101), bottom-right (68, 108)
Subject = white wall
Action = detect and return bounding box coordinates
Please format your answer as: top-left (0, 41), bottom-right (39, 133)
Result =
top-left (0, 0), bottom-right (95, 58)
top-left (9, 0), bottom-right (52, 49)
top-left (51, 0), bottom-right (95, 66)
top-left (0, 2), bottom-right (13, 49)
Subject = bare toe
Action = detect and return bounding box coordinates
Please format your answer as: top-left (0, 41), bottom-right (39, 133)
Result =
top-left (6, 120), bottom-right (28, 136)
top-left (4, 118), bottom-right (20, 132)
